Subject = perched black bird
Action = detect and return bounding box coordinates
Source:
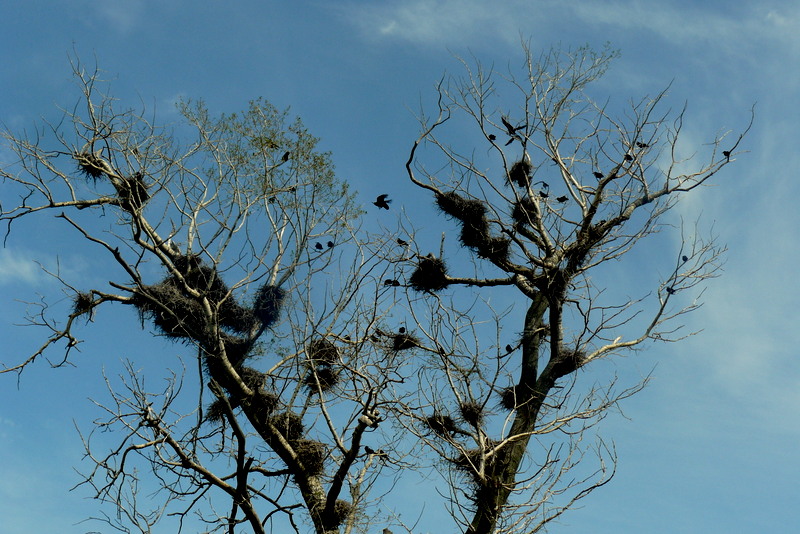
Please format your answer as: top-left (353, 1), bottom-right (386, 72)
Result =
top-left (281, 151), bottom-right (290, 162)
top-left (539, 191), bottom-right (549, 199)
top-left (267, 196), bottom-right (276, 203)
top-left (636, 141), bottom-right (649, 148)
top-left (327, 241), bottom-right (334, 248)
top-left (722, 150), bottom-right (731, 160)
top-left (624, 154), bottom-right (634, 162)
top-left (488, 134), bottom-right (497, 141)
top-left (397, 238), bottom-right (409, 246)
top-left (364, 445), bottom-right (375, 454)
top-left (556, 195), bottom-right (568, 203)
top-left (682, 255), bottom-right (689, 263)
top-left (505, 344), bottom-right (513, 353)
top-left (399, 327), bottom-right (406, 334)
top-left (384, 279), bottom-right (396, 286)
top-left (392, 280), bottom-right (401, 287)
top-left (315, 242), bottom-right (323, 250)
top-left (666, 287), bottom-right (676, 295)
top-left (374, 194), bottom-right (392, 210)
top-left (593, 171), bottom-right (604, 179)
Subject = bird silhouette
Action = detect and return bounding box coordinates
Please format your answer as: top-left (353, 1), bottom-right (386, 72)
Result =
top-left (636, 142), bottom-right (649, 148)
top-left (384, 279), bottom-right (395, 286)
top-left (556, 195), bottom-right (568, 203)
top-left (539, 191), bottom-right (549, 199)
top-left (397, 238), bottom-right (409, 246)
top-left (593, 171), bottom-right (604, 179)
top-left (399, 327), bottom-right (406, 334)
top-left (501, 116), bottom-right (517, 135)
top-left (364, 445), bottom-right (375, 454)
top-left (682, 255), bottom-right (688, 263)
top-left (327, 241), bottom-right (334, 248)
top-left (722, 150), bottom-right (731, 160)
top-left (488, 134), bottom-right (497, 141)
top-left (666, 287), bottom-right (676, 295)
top-left (315, 242), bottom-right (323, 250)
top-left (505, 344), bottom-right (513, 353)
top-left (624, 154), bottom-right (634, 162)
top-left (374, 194), bottom-right (391, 210)
top-left (281, 151), bottom-right (290, 162)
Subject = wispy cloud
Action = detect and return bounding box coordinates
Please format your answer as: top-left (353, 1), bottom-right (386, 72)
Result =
top-left (0, 249), bottom-right (42, 285)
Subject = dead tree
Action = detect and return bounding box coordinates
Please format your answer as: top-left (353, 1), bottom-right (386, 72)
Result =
top-left (395, 44), bottom-right (752, 533)
top-left (0, 61), bottom-right (410, 534)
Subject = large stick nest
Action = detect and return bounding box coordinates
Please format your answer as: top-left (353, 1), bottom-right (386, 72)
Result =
top-left (507, 159), bottom-right (532, 188)
top-left (409, 255), bottom-right (449, 292)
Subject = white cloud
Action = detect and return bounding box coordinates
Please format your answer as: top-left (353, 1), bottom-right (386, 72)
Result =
top-left (0, 249), bottom-right (42, 285)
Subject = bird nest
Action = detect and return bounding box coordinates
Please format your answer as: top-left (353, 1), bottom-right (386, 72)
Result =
top-left (253, 284), bottom-right (286, 327)
top-left (304, 366), bottom-right (340, 393)
top-left (458, 400), bottom-right (484, 428)
top-left (72, 291), bottom-right (94, 317)
top-left (292, 438), bottom-right (328, 476)
top-left (435, 191), bottom-right (488, 221)
top-left (409, 255), bottom-right (449, 292)
top-left (307, 338), bottom-right (339, 365)
top-left (550, 348), bottom-right (587, 379)
top-left (511, 197), bottom-right (537, 227)
top-left (117, 172), bottom-right (150, 213)
top-left (508, 159), bottom-right (532, 188)
top-left (269, 411), bottom-right (305, 441)
top-left (392, 333), bottom-right (419, 351)
top-left (423, 413), bottom-right (459, 437)
top-left (74, 151), bottom-right (105, 179)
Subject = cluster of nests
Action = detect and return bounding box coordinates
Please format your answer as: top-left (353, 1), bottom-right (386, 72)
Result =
top-left (75, 151), bottom-right (150, 214)
top-left (129, 252), bottom-right (285, 420)
top-left (406, 159), bottom-right (537, 293)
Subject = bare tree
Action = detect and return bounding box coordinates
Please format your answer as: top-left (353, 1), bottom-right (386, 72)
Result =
top-left (0, 61), bottom-right (409, 534)
top-left (387, 44), bottom-right (752, 533)
top-left (1, 45), bottom-right (752, 534)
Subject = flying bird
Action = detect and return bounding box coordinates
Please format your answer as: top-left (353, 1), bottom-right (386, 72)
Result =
top-left (593, 171), bottom-right (604, 179)
top-left (374, 194), bottom-right (391, 210)
top-left (501, 116), bottom-right (517, 135)
top-left (556, 195), bottom-right (568, 203)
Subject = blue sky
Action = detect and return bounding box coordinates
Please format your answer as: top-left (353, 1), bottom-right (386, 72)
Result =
top-left (1, 1), bottom-right (799, 533)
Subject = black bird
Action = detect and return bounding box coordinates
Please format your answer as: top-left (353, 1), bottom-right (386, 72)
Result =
top-left (383, 279), bottom-right (396, 286)
top-left (722, 150), bottom-right (731, 160)
top-left (682, 255), bottom-right (689, 263)
top-left (315, 242), bottom-right (323, 250)
top-left (636, 142), bottom-right (649, 148)
top-left (501, 116), bottom-right (517, 136)
top-left (593, 171), bottom-right (604, 179)
top-left (392, 280), bottom-right (400, 287)
top-left (666, 287), bottom-right (676, 295)
top-left (556, 195), bottom-right (568, 203)
top-left (281, 151), bottom-right (290, 162)
top-left (488, 134), bottom-right (497, 141)
top-left (539, 191), bottom-right (549, 199)
top-left (505, 344), bottom-right (513, 353)
top-left (374, 194), bottom-right (391, 210)
top-left (397, 238), bottom-right (409, 246)
top-left (399, 327), bottom-right (406, 334)
top-left (364, 445), bottom-right (375, 455)
top-left (327, 241), bottom-right (334, 248)
top-left (267, 196), bottom-right (276, 203)
top-left (624, 154), bottom-right (634, 162)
